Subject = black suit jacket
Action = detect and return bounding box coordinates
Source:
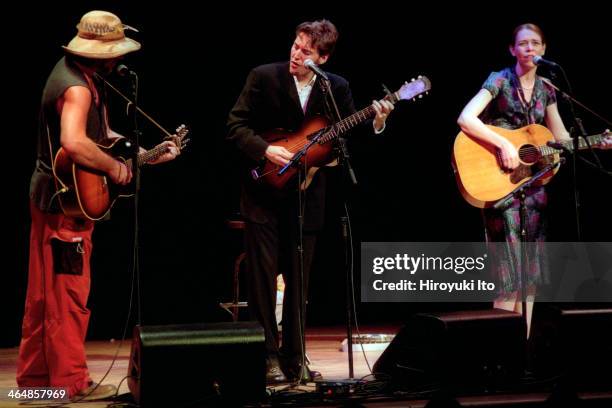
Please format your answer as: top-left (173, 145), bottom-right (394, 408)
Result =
top-left (227, 62), bottom-right (356, 227)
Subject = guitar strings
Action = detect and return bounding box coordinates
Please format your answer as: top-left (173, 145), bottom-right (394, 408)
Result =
top-left (279, 106), bottom-right (377, 153)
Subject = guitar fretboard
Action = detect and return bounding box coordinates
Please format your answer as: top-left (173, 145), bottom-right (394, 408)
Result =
top-left (540, 134), bottom-right (605, 156)
top-left (139, 144), bottom-right (171, 166)
top-left (318, 92), bottom-right (400, 143)
top-left (124, 144), bottom-right (171, 168)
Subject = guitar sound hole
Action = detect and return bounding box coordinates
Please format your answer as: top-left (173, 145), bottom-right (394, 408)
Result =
top-left (518, 144), bottom-right (540, 165)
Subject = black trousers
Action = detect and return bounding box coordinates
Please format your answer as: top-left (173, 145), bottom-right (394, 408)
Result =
top-left (245, 211), bottom-right (317, 367)
top-left (243, 167), bottom-right (333, 368)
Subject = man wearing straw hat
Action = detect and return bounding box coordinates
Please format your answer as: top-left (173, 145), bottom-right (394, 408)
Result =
top-left (17, 10), bottom-right (179, 401)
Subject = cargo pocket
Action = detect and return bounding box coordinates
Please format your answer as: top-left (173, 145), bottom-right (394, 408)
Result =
top-left (51, 238), bottom-right (84, 275)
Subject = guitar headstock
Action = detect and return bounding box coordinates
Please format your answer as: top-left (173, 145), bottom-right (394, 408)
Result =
top-left (395, 76), bottom-right (431, 102)
top-left (165, 124), bottom-right (190, 152)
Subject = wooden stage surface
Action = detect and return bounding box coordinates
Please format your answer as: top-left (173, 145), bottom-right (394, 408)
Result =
top-left (0, 325), bottom-right (394, 407)
top-left (1, 325), bottom-right (611, 407)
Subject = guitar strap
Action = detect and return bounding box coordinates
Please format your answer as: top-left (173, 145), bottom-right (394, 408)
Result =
top-left (46, 123), bottom-right (69, 212)
top-left (46, 124), bottom-right (55, 168)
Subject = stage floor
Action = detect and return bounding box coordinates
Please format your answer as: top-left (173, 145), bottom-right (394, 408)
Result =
top-left (2, 325), bottom-right (611, 407)
top-left (0, 325), bottom-right (395, 407)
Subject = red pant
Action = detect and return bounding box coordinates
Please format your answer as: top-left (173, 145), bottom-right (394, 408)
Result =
top-left (17, 201), bottom-right (95, 397)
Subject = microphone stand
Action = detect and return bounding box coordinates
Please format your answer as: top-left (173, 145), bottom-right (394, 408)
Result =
top-left (127, 69), bottom-right (143, 325)
top-left (318, 76), bottom-right (359, 380)
top-left (296, 147), bottom-right (308, 384)
top-left (106, 67), bottom-right (143, 325)
top-left (279, 73), bottom-right (357, 383)
top-left (558, 65), bottom-right (584, 241)
top-left (101, 67), bottom-right (190, 327)
top-left (543, 65), bottom-right (612, 240)
top-left (97, 68), bottom-right (144, 324)
top-left (276, 79), bottom-right (330, 385)
top-left (493, 159), bottom-right (564, 340)
top-left (276, 123), bottom-right (317, 385)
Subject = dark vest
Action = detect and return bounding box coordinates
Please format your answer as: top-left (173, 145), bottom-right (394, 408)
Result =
top-left (30, 57), bottom-right (107, 213)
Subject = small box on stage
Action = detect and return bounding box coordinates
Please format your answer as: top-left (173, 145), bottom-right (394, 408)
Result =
top-left (531, 304), bottom-right (612, 390)
top-left (373, 309), bottom-right (525, 393)
top-left (315, 378), bottom-right (365, 397)
top-left (127, 321), bottom-right (266, 406)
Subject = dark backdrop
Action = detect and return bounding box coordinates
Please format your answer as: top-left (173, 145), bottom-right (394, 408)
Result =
top-left (4, 2), bottom-right (612, 346)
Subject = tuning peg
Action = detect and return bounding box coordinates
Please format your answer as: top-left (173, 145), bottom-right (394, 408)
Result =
top-left (418, 75), bottom-right (422, 79)
top-left (382, 83), bottom-right (392, 97)
top-left (426, 91), bottom-right (429, 95)
top-left (404, 81), bottom-right (408, 85)
top-left (411, 78), bottom-right (415, 82)
top-left (418, 95), bottom-right (423, 99)
top-left (412, 98), bottom-right (416, 101)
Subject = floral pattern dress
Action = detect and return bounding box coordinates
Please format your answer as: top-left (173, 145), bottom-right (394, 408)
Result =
top-left (479, 67), bottom-right (557, 296)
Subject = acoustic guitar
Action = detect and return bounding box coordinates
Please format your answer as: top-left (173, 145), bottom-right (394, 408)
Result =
top-left (53, 125), bottom-right (189, 220)
top-left (251, 76), bottom-right (431, 189)
top-left (452, 124), bottom-right (609, 208)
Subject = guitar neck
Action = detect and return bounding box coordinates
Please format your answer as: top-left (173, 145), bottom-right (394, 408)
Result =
top-left (540, 134), bottom-right (606, 156)
top-left (318, 92), bottom-right (400, 143)
top-left (128, 144), bottom-right (169, 168)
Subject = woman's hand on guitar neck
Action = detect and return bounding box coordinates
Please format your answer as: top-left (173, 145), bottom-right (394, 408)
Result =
top-left (497, 139), bottom-right (520, 170)
top-left (265, 145), bottom-right (294, 166)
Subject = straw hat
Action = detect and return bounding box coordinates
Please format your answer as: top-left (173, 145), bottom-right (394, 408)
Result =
top-left (63, 10), bottom-right (141, 59)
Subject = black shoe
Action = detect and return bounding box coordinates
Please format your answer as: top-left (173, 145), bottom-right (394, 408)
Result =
top-left (266, 357), bottom-right (287, 384)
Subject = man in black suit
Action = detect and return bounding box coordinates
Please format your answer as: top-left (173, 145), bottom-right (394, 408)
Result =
top-left (227, 19), bottom-right (393, 383)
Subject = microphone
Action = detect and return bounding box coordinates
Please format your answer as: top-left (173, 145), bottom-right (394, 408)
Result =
top-left (304, 59), bottom-right (329, 80)
top-left (115, 64), bottom-right (134, 77)
top-left (532, 55), bottom-right (559, 68)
